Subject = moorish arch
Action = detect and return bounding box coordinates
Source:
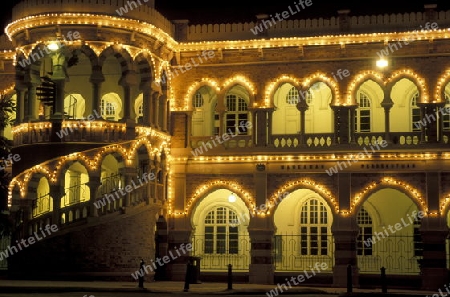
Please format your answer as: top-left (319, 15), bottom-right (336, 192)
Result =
top-left (347, 71), bottom-right (385, 105)
top-left (386, 69), bottom-right (429, 103)
top-left (387, 77), bottom-right (422, 133)
top-left (355, 186), bottom-right (425, 275)
top-left (185, 180), bottom-right (255, 216)
top-left (351, 177), bottom-right (426, 215)
top-left (98, 45), bottom-right (134, 73)
top-left (272, 81), bottom-right (302, 135)
top-left (184, 79), bottom-right (220, 112)
top-left (302, 72), bottom-right (340, 105)
top-left (266, 75), bottom-right (302, 105)
top-left (191, 84), bottom-right (219, 137)
top-left (272, 188), bottom-right (335, 272)
top-left (267, 179), bottom-right (338, 215)
top-left (61, 161), bottom-right (91, 207)
top-left (352, 78), bottom-right (385, 134)
top-left (221, 75), bottom-right (256, 102)
top-left (190, 188), bottom-right (251, 271)
top-left (435, 69), bottom-right (450, 102)
top-left (33, 176), bottom-right (53, 218)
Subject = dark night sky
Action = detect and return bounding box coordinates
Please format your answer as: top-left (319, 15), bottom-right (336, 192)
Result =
top-left (1, 0), bottom-right (450, 32)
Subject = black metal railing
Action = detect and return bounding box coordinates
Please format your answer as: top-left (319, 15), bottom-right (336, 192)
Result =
top-left (191, 234), bottom-right (251, 271)
top-left (358, 235), bottom-right (422, 275)
top-left (273, 234), bottom-right (335, 272)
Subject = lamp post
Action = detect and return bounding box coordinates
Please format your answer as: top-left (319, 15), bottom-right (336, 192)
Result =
top-left (47, 39), bottom-right (68, 120)
top-left (377, 57), bottom-right (393, 144)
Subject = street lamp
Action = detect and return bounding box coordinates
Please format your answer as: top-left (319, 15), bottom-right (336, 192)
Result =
top-left (376, 58), bottom-right (389, 69)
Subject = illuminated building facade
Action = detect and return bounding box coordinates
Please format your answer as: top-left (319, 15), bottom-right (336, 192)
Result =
top-left (0, 0), bottom-right (450, 290)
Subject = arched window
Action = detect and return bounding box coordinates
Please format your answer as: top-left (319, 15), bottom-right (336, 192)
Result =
top-left (443, 94), bottom-right (450, 131)
top-left (286, 86), bottom-right (312, 105)
top-left (411, 92), bottom-right (421, 132)
top-left (286, 87), bottom-right (299, 105)
top-left (357, 207), bottom-right (373, 256)
top-left (225, 94), bottom-right (248, 135)
top-left (300, 199), bottom-right (329, 255)
top-left (101, 99), bottom-right (117, 120)
top-left (355, 92), bottom-right (371, 132)
top-left (193, 91), bottom-right (204, 108)
top-left (204, 207), bottom-right (238, 254)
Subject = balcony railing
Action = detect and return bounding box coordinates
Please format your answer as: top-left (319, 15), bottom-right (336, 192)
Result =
top-left (61, 183), bottom-right (89, 208)
top-left (358, 235), bottom-right (422, 275)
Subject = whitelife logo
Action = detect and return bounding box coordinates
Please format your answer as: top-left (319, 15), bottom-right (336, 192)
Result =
top-left (131, 243), bottom-right (193, 280)
top-left (0, 224), bottom-right (59, 260)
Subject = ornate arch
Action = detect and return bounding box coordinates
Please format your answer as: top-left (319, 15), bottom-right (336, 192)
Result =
top-left (182, 180), bottom-right (255, 217)
top-left (302, 72), bottom-right (340, 105)
top-left (350, 176), bottom-right (426, 216)
top-left (385, 69), bottom-right (429, 103)
top-left (265, 75), bottom-right (302, 108)
top-left (98, 45), bottom-right (134, 73)
top-left (347, 70), bottom-right (385, 105)
top-left (267, 178), bottom-right (338, 215)
top-left (182, 78), bottom-right (220, 111)
top-left (435, 68), bottom-right (450, 103)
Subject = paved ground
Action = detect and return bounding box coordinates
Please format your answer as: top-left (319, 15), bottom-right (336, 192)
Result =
top-left (0, 279), bottom-right (440, 296)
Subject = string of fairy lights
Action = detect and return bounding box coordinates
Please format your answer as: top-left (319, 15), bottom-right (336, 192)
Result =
top-left (3, 9), bottom-right (450, 218)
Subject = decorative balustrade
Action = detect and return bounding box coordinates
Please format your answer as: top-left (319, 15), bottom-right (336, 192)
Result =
top-left (60, 201), bottom-right (90, 225)
top-left (190, 135), bottom-right (253, 151)
top-left (387, 132), bottom-right (422, 146)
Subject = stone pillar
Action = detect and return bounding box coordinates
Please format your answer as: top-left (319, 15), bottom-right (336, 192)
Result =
top-left (120, 167), bottom-right (137, 207)
top-left (90, 68), bottom-right (104, 117)
top-left (24, 83), bottom-right (37, 121)
top-left (51, 78), bottom-right (65, 119)
top-left (49, 184), bottom-right (64, 226)
top-left (418, 103), bottom-right (443, 143)
top-left (349, 106), bottom-right (357, 144)
top-left (119, 70), bottom-right (138, 122)
top-left (248, 170), bottom-right (275, 284)
top-left (420, 172), bottom-right (449, 290)
top-left (267, 109), bottom-right (274, 147)
top-left (296, 95), bottom-right (308, 146)
top-left (332, 173), bottom-right (359, 287)
top-left (185, 112), bottom-right (192, 148)
top-left (252, 108), bottom-right (265, 147)
top-left (142, 88), bottom-right (151, 125)
top-left (332, 106), bottom-right (351, 144)
top-left (381, 91), bottom-right (394, 144)
top-left (161, 95), bottom-right (168, 131)
top-left (420, 217), bottom-right (448, 290)
top-left (87, 174), bottom-right (101, 217)
top-left (153, 92), bottom-right (160, 129)
top-left (49, 50), bottom-right (67, 120)
top-left (14, 86), bottom-right (26, 124)
top-left (166, 220), bottom-right (192, 281)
